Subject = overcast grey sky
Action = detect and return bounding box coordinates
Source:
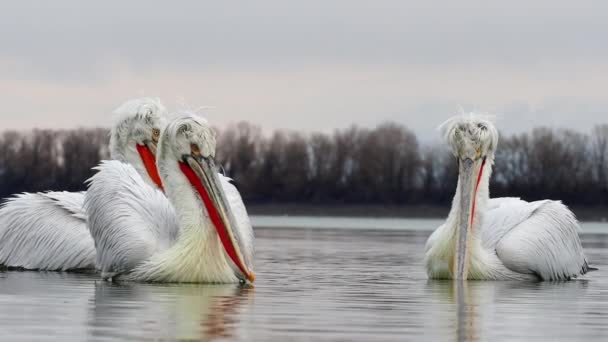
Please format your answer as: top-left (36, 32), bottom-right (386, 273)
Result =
top-left (1, 0), bottom-right (607, 136)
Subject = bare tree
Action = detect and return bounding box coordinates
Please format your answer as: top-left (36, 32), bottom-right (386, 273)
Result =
top-left (591, 124), bottom-right (608, 193)
top-left (419, 144), bottom-right (457, 204)
top-left (353, 123), bottom-right (420, 202)
top-left (308, 132), bottom-right (337, 201)
top-left (59, 128), bottom-right (108, 191)
top-left (216, 121), bottom-right (263, 197)
top-left (331, 125), bottom-right (366, 202)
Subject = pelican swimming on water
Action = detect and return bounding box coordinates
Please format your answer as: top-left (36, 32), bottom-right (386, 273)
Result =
top-left (425, 115), bottom-right (595, 281)
top-left (0, 98), bottom-right (166, 271)
top-left (85, 113), bottom-right (255, 283)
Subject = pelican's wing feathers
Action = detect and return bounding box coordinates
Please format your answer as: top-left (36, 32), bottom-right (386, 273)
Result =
top-left (40, 191), bottom-right (88, 220)
top-left (85, 160), bottom-right (179, 279)
top-left (481, 197), bottom-right (549, 248)
top-left (482, 198), bottom-right (592, 280)
top-left (0, 191), bottom-right (95, 271)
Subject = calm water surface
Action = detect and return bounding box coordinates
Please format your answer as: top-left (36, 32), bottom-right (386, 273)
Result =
top-left (1, 218), bottom-right (607, 341)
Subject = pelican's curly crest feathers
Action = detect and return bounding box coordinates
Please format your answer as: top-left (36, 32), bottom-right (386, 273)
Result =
top-left (438, 112), bottom-right (499, 159)
top-left (108, 97), bottom-right (167, 164)
top-left (438, 112), bottom-right (495, 139)
top-left (159, 112), bottom-right (217, 160)
top-left (112, 97), bottom-right (166, 126)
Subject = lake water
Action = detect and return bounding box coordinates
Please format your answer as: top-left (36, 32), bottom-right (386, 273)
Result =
top-left (1, 217), bottom-right (607, 341)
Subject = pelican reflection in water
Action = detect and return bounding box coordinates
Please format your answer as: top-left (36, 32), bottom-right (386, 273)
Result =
top-left (89, 282), bottom-right (253, 340)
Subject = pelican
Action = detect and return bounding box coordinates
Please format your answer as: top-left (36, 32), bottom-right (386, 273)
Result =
top-left (424, 115), bottom-right (595, 280)
top-left (0, 98), bottom-right (166, 271)
top-left (85, 113), bottom-right (255, 283)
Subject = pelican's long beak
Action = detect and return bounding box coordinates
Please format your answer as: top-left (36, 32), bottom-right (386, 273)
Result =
top-left (454, 157), bottom-right (486, 280)
top-left (136, 141), bottom-right (164, 190)
top-left (180, 156), bottom-right (255, 283)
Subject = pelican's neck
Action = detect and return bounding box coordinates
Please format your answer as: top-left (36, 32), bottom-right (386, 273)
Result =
top-left (109, 130), bottom-right (158, 189)
top-left (450, 161), bottom-right (492, 230)
top-left (448, 159), bottom-right (492, 237)
top-left (444, 158), bottom-right (493, 279)
top-left (158, 159), bottom-right (208, 236)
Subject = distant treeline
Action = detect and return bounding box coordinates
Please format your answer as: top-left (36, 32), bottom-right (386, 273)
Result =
top-left (1, 122), bottom-right (608, 207)
top-left (0, 129), bottom-right (109, 197)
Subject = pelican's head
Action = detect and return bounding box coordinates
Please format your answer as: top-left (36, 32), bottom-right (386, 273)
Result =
top-left (443, 115), bottom-right (498, 163)
top-left (442, 114), bottom-right (498, 279)
top-left (159, 114), bottom-right (255, 283)
top-left (110, 97), bottom-right (166, 190)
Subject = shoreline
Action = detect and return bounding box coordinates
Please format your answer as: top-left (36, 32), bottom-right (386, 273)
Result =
top-left (246, 203), bottom-right (608, 222)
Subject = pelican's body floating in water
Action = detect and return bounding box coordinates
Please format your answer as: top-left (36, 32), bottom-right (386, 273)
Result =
top-left (85, 114), bottom-right (255, 283)
top-left (0, 98), bottom-right (166, 271)
top-left (425, 115), bottom-right (595, 280)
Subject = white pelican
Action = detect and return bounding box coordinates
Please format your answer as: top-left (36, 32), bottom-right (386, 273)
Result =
top-left (85, 113), bottom-right (255, 283)
top-left (424, 115), bottom-right (595, 280)
top-left (0, 98), bottom-right (166, 271)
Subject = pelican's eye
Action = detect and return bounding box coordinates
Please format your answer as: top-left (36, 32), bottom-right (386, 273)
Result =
top-left (191, 143), bottom-right (201, 156)
top-left (152, 128), bottom-right (160, 141)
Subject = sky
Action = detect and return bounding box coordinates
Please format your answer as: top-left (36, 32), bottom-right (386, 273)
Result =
top-left (1, 0), bottom-right (607, 138)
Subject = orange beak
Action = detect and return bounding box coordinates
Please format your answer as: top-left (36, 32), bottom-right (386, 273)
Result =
top-left (136, 144), bottom-right (164, 191)
top-left (179, 157), bottom-right (255, 283)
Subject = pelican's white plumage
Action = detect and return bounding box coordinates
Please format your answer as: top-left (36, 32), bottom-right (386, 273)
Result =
top-left (425, 114), bottom-right (593, 281)
top-left (0, 192), bottom-right (94, 270)
top-left (85, 114), bottom-right (255, 283)
top-left (0, 98), bottom-right (166, 271)
top-left (85, 160), bottom-right (179, 279)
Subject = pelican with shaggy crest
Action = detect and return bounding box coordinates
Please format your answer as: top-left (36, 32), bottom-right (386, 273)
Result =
top-left (85, 113), bottom-right (255, 283)
top-left (0, 98), bottom-right (166, 271)
top-left (424, 114), bottom-right (595, 280)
